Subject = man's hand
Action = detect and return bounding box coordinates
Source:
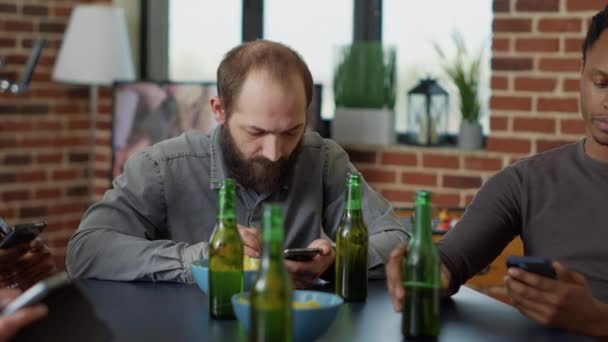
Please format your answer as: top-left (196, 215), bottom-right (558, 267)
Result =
top-left (386, 241), bottom-right (451, 312)
top-left (237, 225), bottom-right (261, 258)
top-left (15, 240), bottom-right (57, 290)
top-left (0, 288), bottom-right (48, 342)
top-left (284, 239), bottom-right (335, 289)
top-left (505, 262), bottom-right (608, 336)
top-left (0, 240), bottom-right (56, 290)
top-left (0, 244), bottom-right (29, 267)
top-left (386, 241), bottom-right (408, 311)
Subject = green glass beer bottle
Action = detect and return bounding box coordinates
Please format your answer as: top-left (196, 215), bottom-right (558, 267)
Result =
top-left (402, 190), bottom-right (440, 338)
top-left (209, 179), bottom-right (244, 320)
top-left (335, 172), bottom-right (369, 302)
top-left (250, 204), bottom-right (293, 342)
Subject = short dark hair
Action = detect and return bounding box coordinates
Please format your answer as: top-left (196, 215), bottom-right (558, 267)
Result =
top-left (216, 40), bottom-right (313, 118)
top-left (583, 5), bottom-right (608, 65)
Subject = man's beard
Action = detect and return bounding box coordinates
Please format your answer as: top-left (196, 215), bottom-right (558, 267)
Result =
top-left (220, 124), bottom-right (301, 194)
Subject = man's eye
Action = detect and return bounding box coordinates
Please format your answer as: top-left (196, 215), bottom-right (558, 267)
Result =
top-left (595, 82), bottom-right (608, 89)
top-left (249, 131), bottom-right (264, 137)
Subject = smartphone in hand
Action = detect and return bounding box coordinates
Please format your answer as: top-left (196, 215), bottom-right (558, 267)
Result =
top-left (0, 221), bottom-right (47, 249)
top-left (1, 272), bottom-right (70, 316)
top-left (506, 256), bottom-right (557, 279)
top-left (284, 248), bottom-right (321, 262)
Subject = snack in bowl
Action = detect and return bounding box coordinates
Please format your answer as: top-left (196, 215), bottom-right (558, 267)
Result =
top-left (231, 290), bottom-right (343, 342)
top-left (237, 297), bottom-right (322, 309)
top-left (243, 255), bottom-right (260, 271)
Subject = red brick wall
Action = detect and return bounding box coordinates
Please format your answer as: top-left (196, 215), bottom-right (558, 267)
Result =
top-left (0, 0), bottom-right (111, 267)
top-left (350, 0), bottom-right (605, 207)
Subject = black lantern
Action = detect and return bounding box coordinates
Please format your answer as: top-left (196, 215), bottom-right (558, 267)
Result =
top-left (405, 78), bottom-right (449, 146)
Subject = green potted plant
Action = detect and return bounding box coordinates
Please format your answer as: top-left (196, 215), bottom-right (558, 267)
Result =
top-left (434, 32), bottom-right (484, 149)
top-left (332, 41), bottom-right (396, 145)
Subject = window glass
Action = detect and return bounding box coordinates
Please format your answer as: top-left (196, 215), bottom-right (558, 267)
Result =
top-left (384, 0), bottom-right (493, 134)
top-left (169, 0), bottom-right (242, 81)
top-left (265, 0), bottom-right (354, 119)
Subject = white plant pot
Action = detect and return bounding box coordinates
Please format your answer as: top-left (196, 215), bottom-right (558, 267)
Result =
top-left (332, 107), bottom-right (395, 145)
top-left (458, 120), bottom-right (483, 150)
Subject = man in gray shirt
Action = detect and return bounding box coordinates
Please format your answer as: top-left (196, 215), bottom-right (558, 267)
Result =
top-left (386, 6), bottom-right (608, 337)
top-left (66, 40), bottom-right (408, 287)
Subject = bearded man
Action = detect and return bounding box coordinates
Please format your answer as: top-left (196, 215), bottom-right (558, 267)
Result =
top-left (66, 40), bottom-right (408, 286)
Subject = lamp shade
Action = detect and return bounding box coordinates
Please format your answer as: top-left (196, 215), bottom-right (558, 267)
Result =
top-left (53, 4), bottom-right (135, 85)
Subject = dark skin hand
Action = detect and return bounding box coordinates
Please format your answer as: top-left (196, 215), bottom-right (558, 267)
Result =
top-left (505, 262), bottom-right (608, 337)
top-left (0, 288), bottom-right (48, 342)
top-left (385, 241), bottom-right (451, 312)
top-left (0, 240), bottom-right (56, 290)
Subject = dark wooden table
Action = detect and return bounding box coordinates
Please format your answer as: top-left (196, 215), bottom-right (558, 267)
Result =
top-left (16, 279), bottom-right (592, 341)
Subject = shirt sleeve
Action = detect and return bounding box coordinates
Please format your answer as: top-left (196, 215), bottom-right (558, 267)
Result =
top-left (321, 140), bottom-right (409, 277)
top-left (66, 150), bottom-right (207, 283)
top-left (436, 165), bottom-right (523, 295)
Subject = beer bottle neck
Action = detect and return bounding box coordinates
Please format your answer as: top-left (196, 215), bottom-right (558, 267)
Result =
top-left (412, 201), bottom-right (432, 244)
top-left (217, 186), bottom-right (236, 222)
top-left (344, 183), bottom-right (362, 212)
top-left (261, 205), bottom-right (285, 268)
top-left (261, 224), bottom-right (284, 269)
top-left (261, 238), bottom-right (283, 265)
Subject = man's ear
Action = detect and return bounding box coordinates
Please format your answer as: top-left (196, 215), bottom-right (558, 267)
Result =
top-left (210, 96), bottom-right (226, 124)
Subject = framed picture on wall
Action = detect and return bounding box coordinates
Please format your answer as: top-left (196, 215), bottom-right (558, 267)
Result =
top-left (111, 81), bottom-right (218, 179)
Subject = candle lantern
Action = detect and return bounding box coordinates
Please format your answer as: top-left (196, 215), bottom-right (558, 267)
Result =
top-left (406, 78), bottom-right (449, 146)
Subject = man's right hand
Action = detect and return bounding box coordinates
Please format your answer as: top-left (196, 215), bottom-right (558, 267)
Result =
top-left (385, 241), bottom-right (452, 312)
top-left (0, 288), bottom-right (48, 342)
top-left (237, 225), bottom-right (261, 258)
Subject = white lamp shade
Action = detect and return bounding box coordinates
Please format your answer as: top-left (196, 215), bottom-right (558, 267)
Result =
top-left (53, 4), bottom-right (135, 85)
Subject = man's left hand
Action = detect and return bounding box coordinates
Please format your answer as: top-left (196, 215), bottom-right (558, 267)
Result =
top-left (284, 239), bottom-right (335, 289)
top-left (505, 261), bottom-right (608, 336)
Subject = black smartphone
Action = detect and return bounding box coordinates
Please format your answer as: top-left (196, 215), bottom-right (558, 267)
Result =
top-left (284, 248), bottom-right (321, 262)
top-left (506, 256), bottom-right (557, 279)
top-left (0, 221), bottom-right (47, 249)
top-left (1, 272), bottom-right (70, 316)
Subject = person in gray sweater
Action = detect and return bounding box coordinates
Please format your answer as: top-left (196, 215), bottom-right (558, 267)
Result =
top-left (66, 40), bottom-right (408, 288)
top-left (386, 6), bottom-right (608, 337)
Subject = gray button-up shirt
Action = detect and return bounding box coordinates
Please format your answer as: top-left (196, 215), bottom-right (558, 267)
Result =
top-left (66, 126), bottom-right (408, 283)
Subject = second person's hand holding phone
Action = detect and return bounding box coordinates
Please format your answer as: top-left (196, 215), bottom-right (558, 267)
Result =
top-left (0, 240), bottom-right (57, 290)
top-left (0, 221), bottom-right (57, 290)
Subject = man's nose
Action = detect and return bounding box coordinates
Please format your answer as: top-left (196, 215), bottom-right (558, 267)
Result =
top-left (261, 135), bottom-right (283, 162)
top-left (602, 93), bottom-right (608, 112)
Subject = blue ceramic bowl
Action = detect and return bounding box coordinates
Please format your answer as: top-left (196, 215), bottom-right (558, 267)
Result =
top-left (231, 290), bottom-right (344, 342)
top-left (191, 259), bottom-right (257, 295)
